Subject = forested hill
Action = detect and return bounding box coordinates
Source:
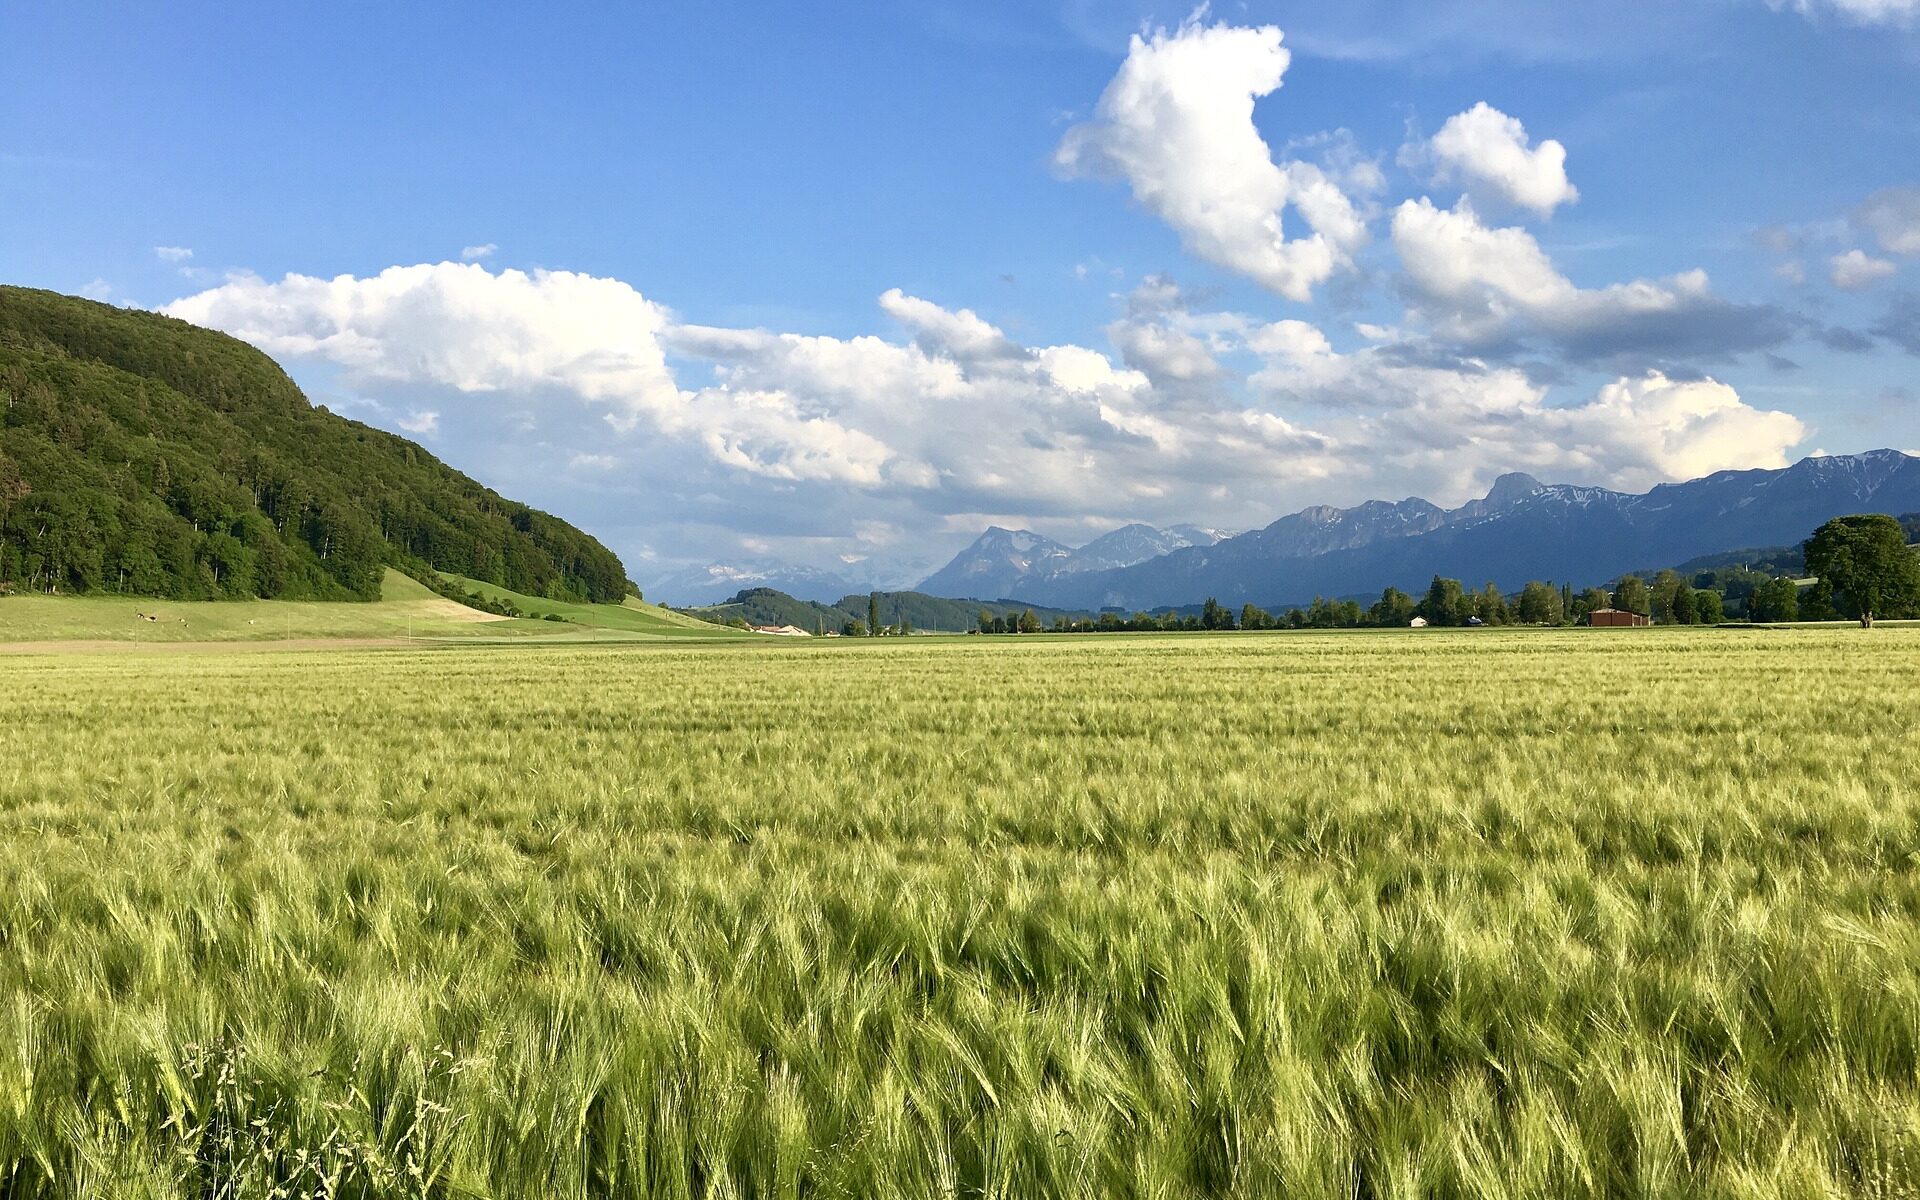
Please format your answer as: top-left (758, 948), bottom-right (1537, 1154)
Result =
top-left (0, 286), bottom-right (632, 601)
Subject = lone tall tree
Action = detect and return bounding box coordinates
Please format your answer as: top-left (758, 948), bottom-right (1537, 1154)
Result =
top-left (868, 592), bottom-right (880, 636)
top-left (1803, 514), bottom-right (1920, 628)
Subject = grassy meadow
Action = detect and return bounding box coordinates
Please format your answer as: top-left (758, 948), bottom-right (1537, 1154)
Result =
top-left (0, 570), bottom-right (739, 645)
top-left (2, 628), bottom-right (1919, 1197)
top-left (437, 574), bottom-right (742, 639)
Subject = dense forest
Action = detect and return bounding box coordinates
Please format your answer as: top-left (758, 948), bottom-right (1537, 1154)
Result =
top-left (0, 287), bottom-right (632, 602)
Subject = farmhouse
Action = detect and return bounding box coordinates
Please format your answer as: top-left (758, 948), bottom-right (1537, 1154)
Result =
top-left (749, 624), bottom-right (813, 637)
top-left (1587, 608), bottom-right (1650, 627)
top-left (1409, 616), bottom-right (1428, 628)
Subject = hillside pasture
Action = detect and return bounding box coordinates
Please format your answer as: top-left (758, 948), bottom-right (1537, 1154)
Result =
top-left (0, 570), bottom-right (745, 645)
top-left (1, 629), bottom-right (1918, 1196)
top-left (440, 572), bottom-right (742, 638)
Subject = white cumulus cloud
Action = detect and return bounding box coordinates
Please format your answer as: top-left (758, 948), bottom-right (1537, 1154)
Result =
top-left (161, 263), bottom-right (901, 487)
top-left (165, 263), bottom-right (683, 416)
top-left (878, 288), bottom-right (1022, 361)
top-left (1567, 372), bottom-right (1809, 486)
top-left (1391, 197), bottom-right (1790, 362)
top-left (1424, 102), bottom-right (1578, 217)
top-left (1249, 324), bottom-right (1807, 497)
top-left (1830, 248), bottom-right (1897, 290)
top-left (1054, 15), bottom-right (1365, 302)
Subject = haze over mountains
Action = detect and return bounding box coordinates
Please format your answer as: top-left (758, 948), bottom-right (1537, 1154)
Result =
top-left (916, 524), bottom-right (1231, 605)
top-left (916, 451), bottom-right (1920, 611)
top-left (647, 524), bottom-right (1230, 606)
top-left (646, 560), bottom-right (892, 608)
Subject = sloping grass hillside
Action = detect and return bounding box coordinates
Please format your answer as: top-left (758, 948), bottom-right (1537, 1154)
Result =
top-left (439, 574), bottom-right (744, 638)
top-left (0, 569), bottom-right (538, 642)
top-left (0, 571), bottom-right (750, 645)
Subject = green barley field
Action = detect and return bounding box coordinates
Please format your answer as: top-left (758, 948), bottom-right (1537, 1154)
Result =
top-left (3, 629), bottom-right (1919, 1198)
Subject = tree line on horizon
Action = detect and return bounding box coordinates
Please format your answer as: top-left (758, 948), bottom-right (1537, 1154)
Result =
top-left (974, 514), bottom-right (1920, 634)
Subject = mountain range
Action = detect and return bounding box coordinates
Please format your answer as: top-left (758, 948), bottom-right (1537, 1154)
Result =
top-left (919, 451), bottom-right (1920, 611)
top-left (649, 523), bottom-right (1229, 607)
top-left (646, 560), bottom-right (879, 607)
top-left (916, 523), bottom-right (1231, 602)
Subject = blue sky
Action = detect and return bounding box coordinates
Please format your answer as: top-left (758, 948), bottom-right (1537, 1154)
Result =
top-left (5, 1), bottom-right (1919, 596)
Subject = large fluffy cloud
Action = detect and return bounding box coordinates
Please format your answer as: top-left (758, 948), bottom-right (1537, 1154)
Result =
top-left (163, 264), bottom-right (908, 487)
top-left (1423, 103), bottom-right (1578, 217)
top-left (165, 264), bottom-right (683, 416)
top-left (161, 259), bottom-right (1814, 584)
top-left (1249, 320), bottom-right (1808, 495)
top-left (1053, 16), bottom-right (1365, 302)
top-left (668, 302), bottom-right (1339, 514)
top-left (1391, 198), bottom-right (1792, 362)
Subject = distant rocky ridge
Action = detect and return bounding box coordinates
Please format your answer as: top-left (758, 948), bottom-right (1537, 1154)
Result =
top-left (933, 451), bottom-right (1920, 611)
top-left (916, 523), bottom-right (1231, 601)
top-left (646, 549), bottom-right (943, 606)
top-left (647, 561), bottom-right (864, 607)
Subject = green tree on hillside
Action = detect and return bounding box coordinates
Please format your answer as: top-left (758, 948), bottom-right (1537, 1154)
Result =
top-left (1517, 581), bottom-right (1561, 625)
top-left (1421, 576), bottom-right (1467, 626)
top-left (1748, 577), bottom-right (1799, 623)
top-left (1800, 580), bottom-right (1837, 622)
top-left (1803, 514), bottom-right (1920, 628)
top-left (1476, 583), bottom-right (1510, 625)
top-left (1650, 570), bottom-right (1690, 624)
top-left (1671, 584), bottom-right (1697, 625)
top-left (1368, 587), bottom-right (1416, 627)
top-left (0, 287), bottom-right (633, 602)
top-left (1613, 575), bottom-right (1651, 616)
top-left (1201, 597), bottom-right (1234, 630)
top-left (0, 451), bottom-right (27, 529)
